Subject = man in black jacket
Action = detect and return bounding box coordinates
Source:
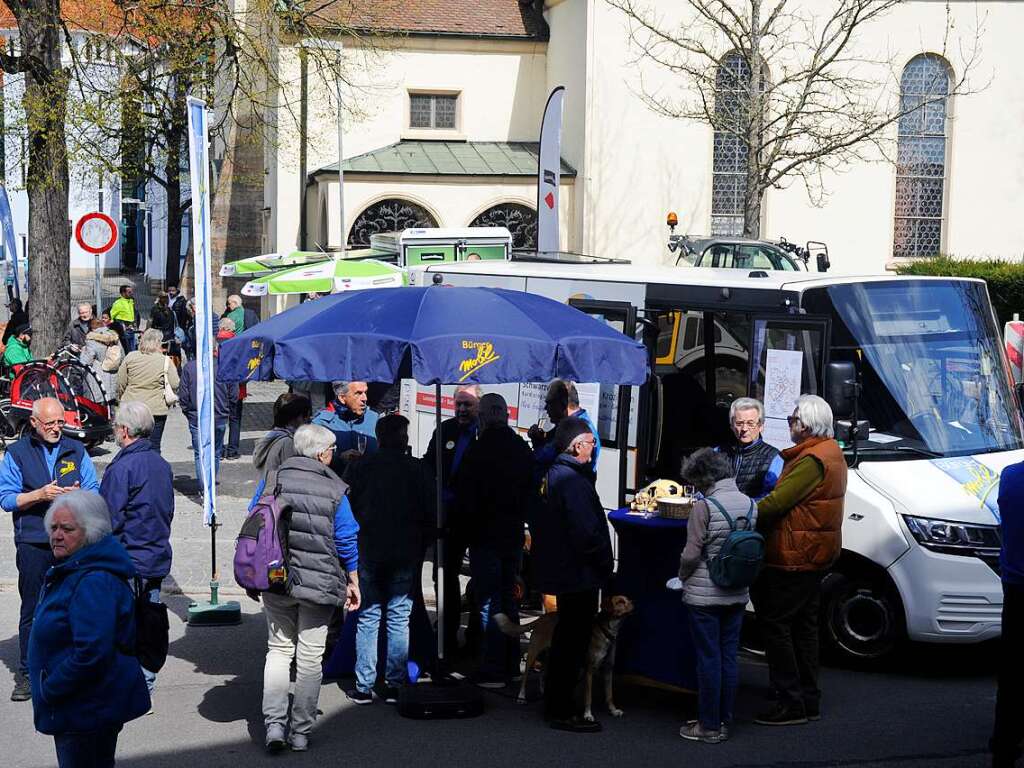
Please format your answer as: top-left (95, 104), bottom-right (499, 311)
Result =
top-left (532, 417), bottom-right (613, 733)
top-left (422, 384), bottom-right (480, 656)
top-left (456, 393), bottom-right (535, 687)
top-left (345, 414), bottom-right (434, 703)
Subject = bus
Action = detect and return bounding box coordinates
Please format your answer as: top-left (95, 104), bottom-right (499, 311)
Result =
top-left (406, 258), bottom-right (1018, 663)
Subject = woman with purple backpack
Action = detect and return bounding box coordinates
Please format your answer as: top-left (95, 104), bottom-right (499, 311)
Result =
top-left (253, 424), bottom-right (360, 753)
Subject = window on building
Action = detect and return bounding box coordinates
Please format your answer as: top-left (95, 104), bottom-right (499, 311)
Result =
top-left (893, 54), bottom-right (952, 259)
top-left (409, 94), bottom-right (457, 130)
top-left (469, 203), bottom-right (537, 249)
top-left (347, 198), bottom-right (439, 247)
top-left (712, 52), bottom-right (753, 237)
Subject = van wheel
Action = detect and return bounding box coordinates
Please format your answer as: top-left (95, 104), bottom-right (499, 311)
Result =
top-left (821, 571), bottom-right (903, 662)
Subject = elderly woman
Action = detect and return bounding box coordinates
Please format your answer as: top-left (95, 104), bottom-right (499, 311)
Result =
top-left (29, 491), bottom-right (150, 767)
top-left (79, 319), bottom-right (122, 403)
top-left (259, 423), bottom-right (360, 753)
top-left (117, 328), bottom-right (179, 454)
top-left (751, 394), bottom-right (847, 727)
top-left (677, 448), bottom-right (757, 744)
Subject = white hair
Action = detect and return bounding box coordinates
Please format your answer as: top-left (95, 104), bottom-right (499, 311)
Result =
top-left (31, 397), bottom-right (63, 419)
top-left (293, 423), bottom-right (336, 459)
top-left (218, 317), bottom-right (236, 333)
top-left (332, 381), bottom-right (367, 396)
top-left (115, 400), bottom-right (154, 437)
top-left (138, 328), bottom-right (164, 354)
top-left (44, 491), bottom-right (112, 546)
top-left (730, 397), bottom-right (765, 424)
top-left (795, 394), bottom-right (834, 438)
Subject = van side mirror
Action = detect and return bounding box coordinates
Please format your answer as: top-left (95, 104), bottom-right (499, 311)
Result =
top-left (826, 361), bottom-right (857, 421)
top-left (817, 252), bottom-right (830, 272)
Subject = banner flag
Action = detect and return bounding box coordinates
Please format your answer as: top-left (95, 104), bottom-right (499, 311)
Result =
top-left (0, 183), bottom-right (22, 299)
top-left (187, 97), bottom-right (217, 526)
top-left (536, 86), bottom-right (565, 254)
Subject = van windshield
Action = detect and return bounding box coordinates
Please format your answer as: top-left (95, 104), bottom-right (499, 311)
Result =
top-left (805, 280), bottom-right (1024, 458)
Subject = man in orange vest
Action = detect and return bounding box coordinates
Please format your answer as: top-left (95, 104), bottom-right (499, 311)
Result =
top-left (751, 394), bottom-right (847, 726)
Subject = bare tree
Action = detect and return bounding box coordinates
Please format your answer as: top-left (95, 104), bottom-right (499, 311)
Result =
top-left (607, 0), bottom-right (984, 238)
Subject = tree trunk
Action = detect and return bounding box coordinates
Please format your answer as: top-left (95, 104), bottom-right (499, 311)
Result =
top-left (22, 1), bottom-right (71, 356)
top-left (743, 0), bottom-right (764, 239)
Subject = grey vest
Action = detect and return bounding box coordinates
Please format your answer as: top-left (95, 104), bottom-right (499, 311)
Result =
top-left (276, 456), bottom-right (347, 606)
top-left (683, 478), bottom-right (758, 608)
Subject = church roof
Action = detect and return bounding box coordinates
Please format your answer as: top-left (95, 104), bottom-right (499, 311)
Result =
top-left (313, 140), bottom-right (576, 178)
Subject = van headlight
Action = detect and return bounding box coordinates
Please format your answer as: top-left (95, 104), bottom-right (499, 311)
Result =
top-left (902, 515), bottom-right (1001, 553)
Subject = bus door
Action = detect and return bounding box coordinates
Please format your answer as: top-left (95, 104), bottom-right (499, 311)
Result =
top-left (567, 298), bottom-right (640, 510)
top-left (749, 316), bottom-right (830, 449)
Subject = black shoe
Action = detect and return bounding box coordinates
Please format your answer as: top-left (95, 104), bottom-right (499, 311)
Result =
top-left (755, 703), bottom-right (808, 726)
top-left (10, 676), bottom-right (30, 702)
top-left (805, 701), bottom-right (821, 721)
top-left (222, 453), bottom-right (239, 461)
top-left (346, 689), bottom-right (373, 705)
top-left (550, 716), bottom-right (602, 733)
top-left (383, 686), bottom-right (399, 705)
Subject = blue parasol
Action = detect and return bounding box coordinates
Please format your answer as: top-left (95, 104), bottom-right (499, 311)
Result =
top-left (217, 286), bottom-right (648, 386)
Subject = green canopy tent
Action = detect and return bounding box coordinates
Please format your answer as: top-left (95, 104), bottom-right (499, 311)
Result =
top-left (240, 258), bottom-right (406, 297)
top-left (220, 248), bottom-right (387, 278)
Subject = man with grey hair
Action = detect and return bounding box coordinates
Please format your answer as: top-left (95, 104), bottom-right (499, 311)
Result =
top-left (313, 380), bottom-right (379, 477)
top-left (0, 397), bottom-right (99, 701)
top-left (100, 401), bottom-right (175, 697)
top-left (752, 394), bottom-right (847, 726)
top-left (718, 397), bottom-right (783, 500)
top-left (63, 302), bottom-right (94, 348)
top-left (456, 392), bottom-right (535, 686)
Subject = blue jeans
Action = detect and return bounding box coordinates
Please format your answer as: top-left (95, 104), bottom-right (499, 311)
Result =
top-left (54, 727), bottom-right (120, 768)
top-left (17, 542), bottom-right (55, 676)
top-left (470, 547), bottom-right (519, 679)
top-left (188, 421), bottom-right (227, 487)
top-left (688, 603), bottom-right (745, 731)
top-left (355, 563), bottom-right (414, 693)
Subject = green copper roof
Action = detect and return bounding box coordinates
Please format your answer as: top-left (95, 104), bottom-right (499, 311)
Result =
top-left (314, 141), bottom-right (577, 178)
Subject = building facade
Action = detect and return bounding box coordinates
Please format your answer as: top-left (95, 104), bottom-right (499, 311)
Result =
top-left (259, 0), bottom-right (1023, 275)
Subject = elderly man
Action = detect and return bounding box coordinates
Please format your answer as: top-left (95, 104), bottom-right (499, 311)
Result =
top-left (529, 380), bottom-right (600, 476)
top-left (422, 384), bottom-right (480, 656)
top-left (718, 397), bottom-right (783, 500)
top-left (313, 381), bottom-right (379, 477)
top-left (752, 394), bottom-right (847, 726)
top-left (63, 303), bottom-right (93, 348)
top-left (456, 393), bottom-right (535, 687)
top-left (99, 401), bottom-right (174, 696)
top-left (224, 294), bottom-right (246, 333)
top-left (0, 397), bottom-right (100, 701)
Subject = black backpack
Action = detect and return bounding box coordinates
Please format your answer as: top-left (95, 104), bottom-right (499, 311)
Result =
top-left (131, 578), bottom-right (170, 673)
top-left (705, 497), bottom-right (765, 589)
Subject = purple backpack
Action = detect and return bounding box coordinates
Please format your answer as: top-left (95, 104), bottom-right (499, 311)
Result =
top-left (234, 472), bottom-right (289, 593)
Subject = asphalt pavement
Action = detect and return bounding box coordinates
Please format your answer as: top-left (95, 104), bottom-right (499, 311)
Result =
top-left (0, 382), bottom-right (1004, 767)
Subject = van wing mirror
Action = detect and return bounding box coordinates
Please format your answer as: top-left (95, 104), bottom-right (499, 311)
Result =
top-left (826, 361), bottom-right (857, 421)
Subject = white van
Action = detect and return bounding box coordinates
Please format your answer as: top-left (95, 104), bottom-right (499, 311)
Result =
top-left (407, 258), bottom-right (1016, 662)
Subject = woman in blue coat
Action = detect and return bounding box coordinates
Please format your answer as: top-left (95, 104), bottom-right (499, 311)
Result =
top-left (29, 490), bottom-right (151, 767)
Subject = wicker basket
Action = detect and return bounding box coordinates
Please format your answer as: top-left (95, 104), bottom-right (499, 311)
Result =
top-left (657, 496), bottom-right (693, 520)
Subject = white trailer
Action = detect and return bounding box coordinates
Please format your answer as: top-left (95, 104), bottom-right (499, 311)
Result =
top-left (407, 259), bottom-right (1017, 662)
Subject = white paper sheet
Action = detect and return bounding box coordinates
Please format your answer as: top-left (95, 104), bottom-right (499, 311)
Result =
top-left (764, 348), bottom-right (804, 419)
top-left (762, 417), bottom-right (795, 450)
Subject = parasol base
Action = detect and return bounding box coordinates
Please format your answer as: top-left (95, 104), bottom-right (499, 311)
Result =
top-left (187, 580), bottom-right (241, 626)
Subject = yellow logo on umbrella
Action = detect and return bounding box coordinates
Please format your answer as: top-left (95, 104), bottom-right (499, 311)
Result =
top-left (458, 340), bottom-right (500, 382)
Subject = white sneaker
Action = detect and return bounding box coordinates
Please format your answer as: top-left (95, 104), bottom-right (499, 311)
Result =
top-left (265, 724), bottom-right (286, 753)
top-left (289, 733), bottom-right (309, 752)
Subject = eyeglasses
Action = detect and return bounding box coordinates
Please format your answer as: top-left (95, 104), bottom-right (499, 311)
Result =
top-left (38, 419), bottom-right (66, 429)
top-left (732, 420), bottom-right (760, 429)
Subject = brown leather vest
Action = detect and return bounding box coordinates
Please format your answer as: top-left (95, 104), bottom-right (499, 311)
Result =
top-left (764, 436), bottom-right (847, 571)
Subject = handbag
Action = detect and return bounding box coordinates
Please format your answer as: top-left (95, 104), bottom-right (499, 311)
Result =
top-left (132, 579), bottom-right (170, 673)
top-left (163, 355), bottom-right (179, 407)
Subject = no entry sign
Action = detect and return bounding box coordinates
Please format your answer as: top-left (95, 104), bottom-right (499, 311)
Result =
top-left (75, 212), bottom-right (118, 254)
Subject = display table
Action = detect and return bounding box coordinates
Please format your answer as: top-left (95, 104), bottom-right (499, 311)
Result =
top-left (608, 508), bottom-right (697, 692)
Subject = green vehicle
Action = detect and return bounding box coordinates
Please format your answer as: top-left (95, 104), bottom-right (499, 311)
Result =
top-left (369, 227), bottom-right (512, 267)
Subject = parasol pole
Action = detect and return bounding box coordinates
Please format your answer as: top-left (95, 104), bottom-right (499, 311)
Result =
top-left (434, 382), bottom-right (446, 670)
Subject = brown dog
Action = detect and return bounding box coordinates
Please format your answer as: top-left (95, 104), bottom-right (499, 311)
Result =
top-left (494, 595), bottom-right (634, 719)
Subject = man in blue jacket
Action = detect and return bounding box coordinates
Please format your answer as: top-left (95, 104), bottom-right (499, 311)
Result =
top-left (993, 462), bottom-right (1024, 767)
top-left (528, 380), bottom-right (601, 477)
top-left (100, 401), bottom-right (175, 696)
top-left (312, 381), bottom-right (378, 477)
top-left (532, 417), bottom-right (612, 733)
top-left (0, 397), bottom-right (99, 701)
